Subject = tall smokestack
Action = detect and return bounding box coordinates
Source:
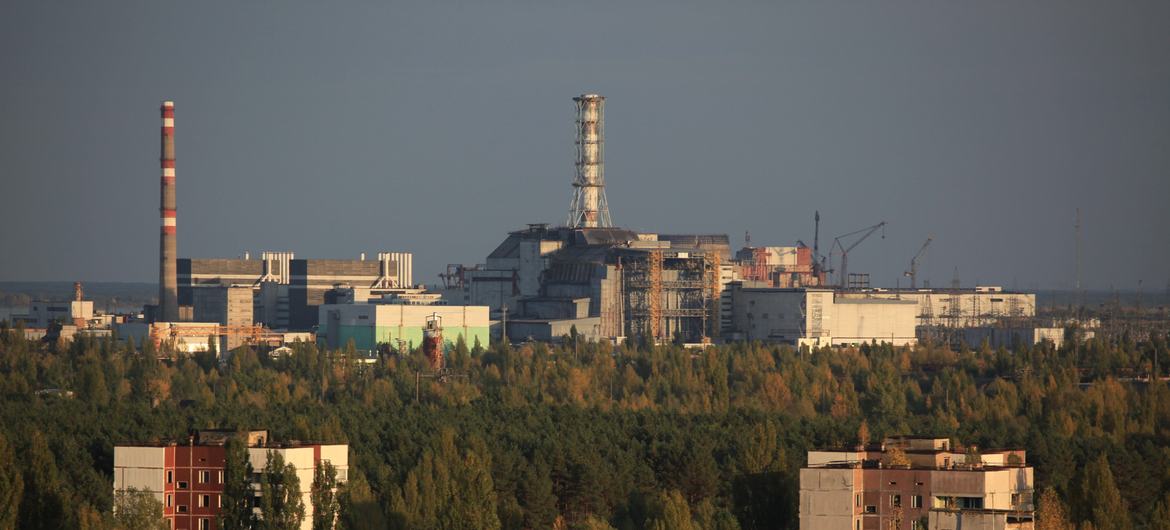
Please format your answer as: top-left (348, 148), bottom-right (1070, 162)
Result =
top-left (567, 94), bottom-right (612, 228)
top-left (159, 100), bottom-right (179, 322)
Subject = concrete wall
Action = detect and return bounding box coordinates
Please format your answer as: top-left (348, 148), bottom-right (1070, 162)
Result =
top-left (959, 327), bottom-right (1064, 349)
top-left (508, 317), bottom-right (602, 342)
top-left (800, 467), bottom-right (858, 530)
top-left (830, 299), bottom-right (917, 346)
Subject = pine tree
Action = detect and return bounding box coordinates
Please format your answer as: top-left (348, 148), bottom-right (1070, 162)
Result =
top-left (518, 456), bottom-right (558, 530)
top-left (337, 471), bottom-right (384, 530)
top-left (0, 433), bottom-right (22, 530)
top-left (1080, 456), bottom-right (1131, 530)
top-left (311, 461), bottom-right (339, 530)
top-left (19, 430), bottom-right (70, 530)
top-left (220, 437), bottom-right (256, 530)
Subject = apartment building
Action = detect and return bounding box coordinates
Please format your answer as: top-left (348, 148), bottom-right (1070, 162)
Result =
top-left (113, 430), bottom-right (348, 530)
top-left (800, 437), bottom-right (1034, 530)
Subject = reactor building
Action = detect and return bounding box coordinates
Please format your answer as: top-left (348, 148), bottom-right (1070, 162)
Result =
top-left (441, 94), bottom-right (734, 344)
top-left (441, 93), bottom-right (1050, 348)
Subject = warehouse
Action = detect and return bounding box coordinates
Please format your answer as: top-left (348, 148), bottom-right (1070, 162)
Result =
top-left (728, 284), bottom-right (919, 347)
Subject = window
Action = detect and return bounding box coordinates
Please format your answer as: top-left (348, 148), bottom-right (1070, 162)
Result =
top-left (199, 520), bottom-right (210, 530)
top-left (891, 494), bottom-right (901, 507)
top-left (178, 481), bottom-right (188, 489)
top-left (856, 520), bottom-right (861, 530)
top-left (167, 470), bottom-right (173, 484)
top-left (855, 494), bottom-right (861, 507)
top-left (1011, 493), bottom-right (1021, 506)
top-left (217, 495), bottom-right (221, 508)
top-left (864, 505), bottom-right (877, 514)
top-left (200, 470), bottom-right (210, 484)
top-left (218, 470), bottom-right (224, 484)
top-left (177, 505), bottom-right (188, 514)
top-left (911, 495), bottom-right (922, 508)
top-left (198, 494), bottom-right (210, 508)
top-left (166, 494), bottom-right (172, 508)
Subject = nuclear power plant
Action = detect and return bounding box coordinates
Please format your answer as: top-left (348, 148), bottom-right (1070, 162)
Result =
top-left (94, 93), bottom-right (1061, 354)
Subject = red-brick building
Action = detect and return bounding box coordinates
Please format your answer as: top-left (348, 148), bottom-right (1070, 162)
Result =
top-left (113, 430), bottom-right (348, 530)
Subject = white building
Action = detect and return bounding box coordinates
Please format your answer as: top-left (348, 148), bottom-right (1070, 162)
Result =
top-left (729, 285), bottom-right (919, 346)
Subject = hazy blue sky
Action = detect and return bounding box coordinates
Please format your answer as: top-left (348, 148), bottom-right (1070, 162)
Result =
top-left (2, 2), bottom-right (1167, 290)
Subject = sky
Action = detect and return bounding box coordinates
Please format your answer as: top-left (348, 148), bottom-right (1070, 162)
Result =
top-left (1, 1), bottom-right (1168, 291)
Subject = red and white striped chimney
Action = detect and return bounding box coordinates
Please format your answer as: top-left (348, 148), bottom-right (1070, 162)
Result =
top-left (159, 100), bottom-right (179, 322)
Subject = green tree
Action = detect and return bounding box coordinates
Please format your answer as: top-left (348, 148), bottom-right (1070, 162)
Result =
top-left (1079, 456), bottom-right (1131, 530)
top-left (113, 487), bottom-right (168, 530)
top-left (259, 451), bottom-right (305, 530)
top-left (19, 430), bottom-right (70, 530)
top-left (220, 437), bottom-right (256, 530)
top-left (518, 456), bottom-right (558, 530)
top-left (311, 461), bottom-right (339, 530)
top-left (337, 471), bottom-right (384, 530)
top-left (0, 433), bottom-right (22, 530)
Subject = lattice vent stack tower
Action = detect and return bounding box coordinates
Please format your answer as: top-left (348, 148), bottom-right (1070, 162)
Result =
top-left (567, 94), bottom-right (613, 228)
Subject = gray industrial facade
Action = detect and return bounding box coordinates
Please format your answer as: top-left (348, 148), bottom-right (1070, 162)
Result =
top-left (178, 252), bottom-right (414, 331)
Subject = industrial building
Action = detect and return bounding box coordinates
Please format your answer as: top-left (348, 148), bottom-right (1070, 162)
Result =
top-left (128, 96), bottom-right (1051, 352)
top-left (316, 287), bottom-right (490, 353)
top-left (800, 437), bottom-right (1034, 530)
top-left (834, 287), bottom-right (1036, 329)
top-left (728, 285), bottom-right (919, 347)
top-left (440, 94), bottom-right (734, 344)
top-left (178, 250), bottom-right (415, 330)
top-left (136, 99), bottom-right (426, 355)
top-left (113, 430), bottom-right (348, 530)
top-left (10, 282), bottom-right (95, 329)
top-left (724, 283), bottom-right (1051, 348)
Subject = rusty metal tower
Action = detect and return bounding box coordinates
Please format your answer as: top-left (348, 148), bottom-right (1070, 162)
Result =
top-left (567, 94), bottom-right (613, 228)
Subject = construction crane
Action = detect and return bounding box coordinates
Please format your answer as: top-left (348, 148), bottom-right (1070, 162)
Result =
top-left (903, 236), bottom-right (933, 289)
top-left (829, 221), bottom-right (887, 288)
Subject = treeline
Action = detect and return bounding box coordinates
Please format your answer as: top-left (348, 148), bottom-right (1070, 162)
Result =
top-left (1, 323), bottom-right (1169, 529)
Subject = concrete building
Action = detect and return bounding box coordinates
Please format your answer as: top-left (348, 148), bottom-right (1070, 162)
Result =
top-left (192, 285), bottom-right (254, 350)
top-left (729, 285), bottom-right (919, 346)
top-left (800, 437), bottom-right (1034, 530)
top-left (444, 225), bottom-right (731, 343)
top-left (317, 288), bottom-right (490, 353)
top-left (178, 251), bottom-right (414, 330)
top-left (12, 299), bottom-right (94, 329)
top-left (957, 326), bottom-right (1064, 350)
top-left (113, 430), bottom-right (348, 530)
top-left (834, 287), bottom-right (1036, 329)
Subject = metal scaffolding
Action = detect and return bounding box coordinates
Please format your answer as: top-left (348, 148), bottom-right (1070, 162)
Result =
top-left (622, 250), bottom-right (719, 343)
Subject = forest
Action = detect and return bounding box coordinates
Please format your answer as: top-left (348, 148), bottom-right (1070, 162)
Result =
top-left (0, 321), bottom-right (1168, 530)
